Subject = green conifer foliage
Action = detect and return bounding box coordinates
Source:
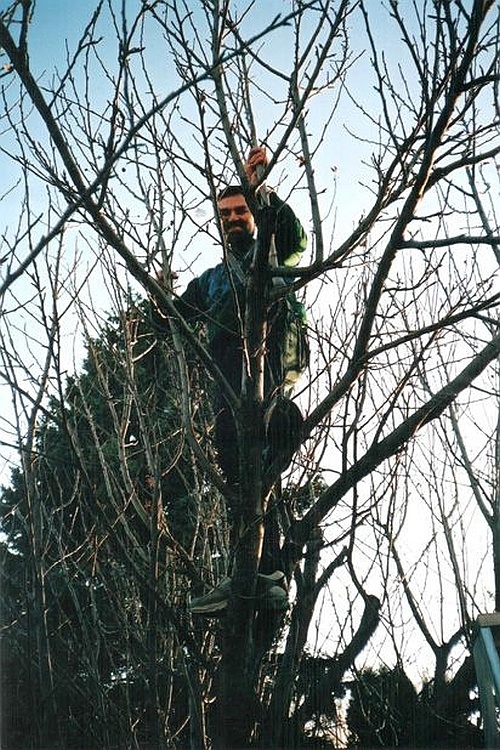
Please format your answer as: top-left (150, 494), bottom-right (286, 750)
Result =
top-left (0, 300), bottom-right (227, 749)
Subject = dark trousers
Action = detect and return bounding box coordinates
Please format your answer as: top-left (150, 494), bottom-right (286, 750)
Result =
top-left (211, 319), bottom-right (298, 575)
top-left (212, 322), bottom-right (284, 488)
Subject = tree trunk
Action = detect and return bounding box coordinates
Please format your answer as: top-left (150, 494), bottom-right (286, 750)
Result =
top-left (218, 204), bottom-right (276, 748)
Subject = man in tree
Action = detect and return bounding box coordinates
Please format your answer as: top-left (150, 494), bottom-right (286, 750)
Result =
top-left (153, 147), bottom-right (307, 611)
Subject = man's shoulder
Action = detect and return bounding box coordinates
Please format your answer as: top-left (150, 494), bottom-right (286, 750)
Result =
top-left (198, 261), bottom-right (226, 282)
top-left (193, 261), bottom-right (230, 299)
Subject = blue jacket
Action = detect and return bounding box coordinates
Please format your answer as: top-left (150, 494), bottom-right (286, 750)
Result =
top-left (172, 191), bottom-right (307, 356)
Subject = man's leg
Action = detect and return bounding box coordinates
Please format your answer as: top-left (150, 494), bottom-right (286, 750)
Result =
top-left (260, 485), bottom-right (288, 575)
top-left (264, 394), bottom-right (303, 476)
top-left (214, 400), bottom-right (240, 488)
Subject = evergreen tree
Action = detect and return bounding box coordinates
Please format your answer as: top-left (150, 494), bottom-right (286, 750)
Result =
top-left (0, 300), bottom-right (227, 748)
top-left (346, 665), bottom-right (483, 748)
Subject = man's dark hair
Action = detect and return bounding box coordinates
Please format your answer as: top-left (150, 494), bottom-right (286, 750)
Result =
top-left (217, 184), bottom-right (246, 201)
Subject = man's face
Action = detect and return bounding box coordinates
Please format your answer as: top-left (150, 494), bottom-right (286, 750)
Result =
top-left (218, 194), bottom-right (255, 242)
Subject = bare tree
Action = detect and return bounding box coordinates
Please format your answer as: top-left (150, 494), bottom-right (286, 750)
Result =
top-left (1, 0), bottom-right (500, 747)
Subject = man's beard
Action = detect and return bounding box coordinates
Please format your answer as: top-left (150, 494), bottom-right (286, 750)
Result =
top-left (227, 227), bottom-right (254, 255)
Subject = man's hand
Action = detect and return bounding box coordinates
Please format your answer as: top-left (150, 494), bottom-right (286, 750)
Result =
top-left (154, 267), bottom-right (178, 294)
top-left (245, 146), bottom-right (269, 186)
